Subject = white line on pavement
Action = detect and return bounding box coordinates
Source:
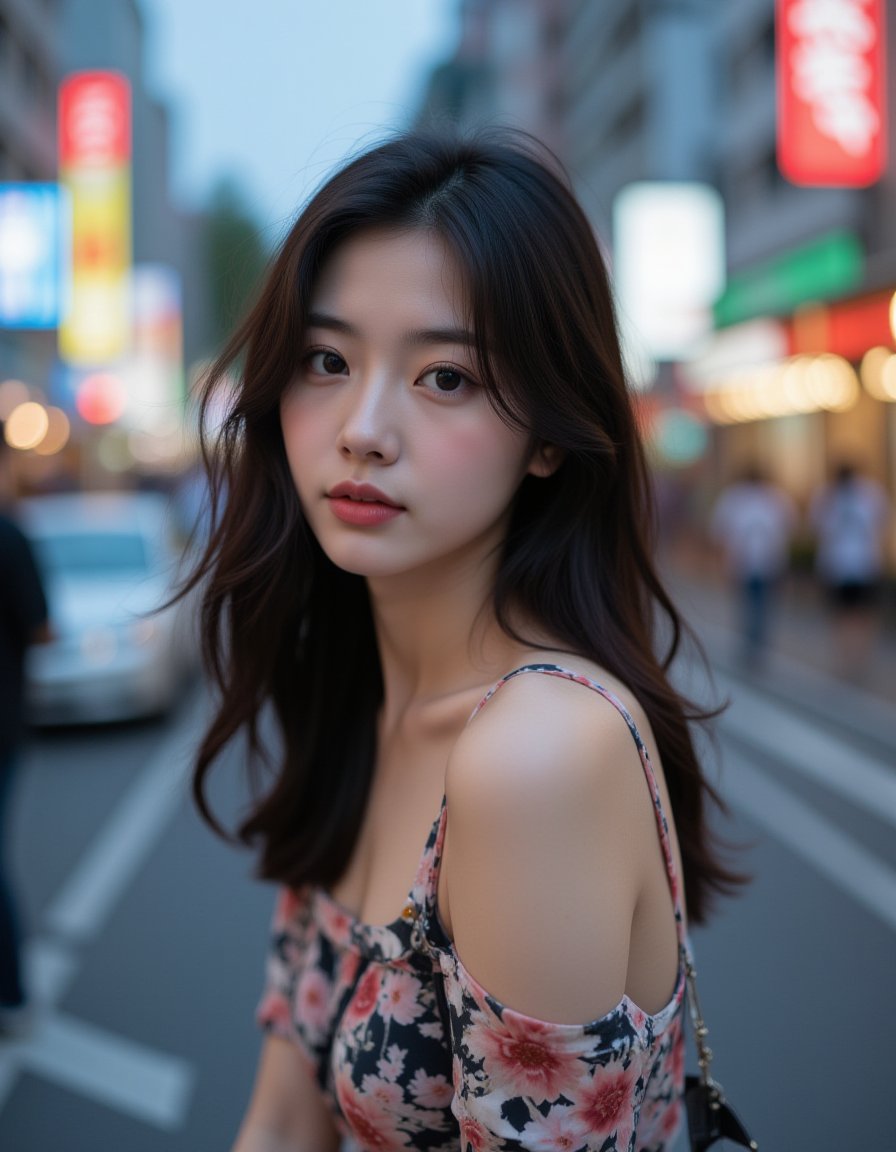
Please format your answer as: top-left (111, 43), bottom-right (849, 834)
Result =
top-left (725, 750), bottom-right (896, 933)
top-left (0, 939), bottom-right (80, 1113)
top-left (7, 1012), bottom-right (194, 1130)
top-left (0, 686), bottom-right (209, 1129)
top-left (25, 936), bottom-right (79, 1005)
top-left (44, 687), bottom-right (208, 941)
top-left (691, 614), bottom-right (896, 738)
top-left (717, 671), bottom-right (896, 830)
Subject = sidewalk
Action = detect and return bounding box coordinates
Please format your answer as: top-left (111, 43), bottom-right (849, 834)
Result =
top-left (660, 548), bottom-right (896, 754)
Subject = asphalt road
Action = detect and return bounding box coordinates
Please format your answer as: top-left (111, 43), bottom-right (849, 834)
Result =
top-left (0, 680), bottom-right (273, 1149)
top-left (0, 640), bottom-right (894, 1150)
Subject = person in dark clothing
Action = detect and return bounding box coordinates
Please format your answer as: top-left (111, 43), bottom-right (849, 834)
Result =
top-left (0, 427), bottom-right (50, 1034)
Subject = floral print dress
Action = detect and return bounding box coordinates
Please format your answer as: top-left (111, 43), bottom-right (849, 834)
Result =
top-left (258, 664), bottom-right (688, 1151)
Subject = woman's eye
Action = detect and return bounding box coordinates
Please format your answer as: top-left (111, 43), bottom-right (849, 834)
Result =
top-left (306, 349), bottom-right (348, 375)
top-left (419, 366), bottom-right (471, 396)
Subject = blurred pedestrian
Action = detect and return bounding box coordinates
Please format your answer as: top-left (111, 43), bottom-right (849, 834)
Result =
top-left (0, 425), bottom-right (50, 1036)
top-left (810, 462), bottom-right (892, 679)
top-left (709, 465), bottom-right (797, 667)
top-left (179, 129), bottom-right (748, 1152)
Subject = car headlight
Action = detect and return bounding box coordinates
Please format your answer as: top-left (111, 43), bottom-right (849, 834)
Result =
top-left (78, 619), bottom-right (158, 664)
top-left (80, 627), bottom-right (118, 666)
top-left (130, 618), bottom-right (158, 646)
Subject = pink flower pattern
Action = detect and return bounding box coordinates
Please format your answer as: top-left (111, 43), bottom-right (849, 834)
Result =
top-left (295, 967), bottom-right (334, 1044)
top-left (409, 1068), bottom-right (454, 1109)
top-left (519, 1105), bottom-right (593, 1151)
top-left (461, 1012), bottom-right (587, 1101)
top-left (379, 969), bottom-right (427, 1027)
top-left (256, 664), bottom-right (687, 1151)
top-left (378, 1044), bottom-right (406, 1083)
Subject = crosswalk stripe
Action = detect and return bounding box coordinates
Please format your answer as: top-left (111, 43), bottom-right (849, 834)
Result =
top-left (8, 1012), bottom-right (193, 1130)
top-left (717, 670), bottom-right (896, 829)
top-left (43, 688), bottom-right (206, 940)
top-left (725, 748), bottom-right (896, 932)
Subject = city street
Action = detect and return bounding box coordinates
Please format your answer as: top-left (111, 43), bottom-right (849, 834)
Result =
top-left (1, 2), bottom-right (894, 1149)
top-left (0, 609), bottom-right (894, 1150)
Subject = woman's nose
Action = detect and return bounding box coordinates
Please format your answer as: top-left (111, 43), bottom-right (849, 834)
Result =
top-left (338, 377), bottom-right (399, 464)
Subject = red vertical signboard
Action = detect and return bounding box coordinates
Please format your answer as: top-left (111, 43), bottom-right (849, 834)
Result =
top-left (59, 72), bottom-right (131, 167)
top-left (58, 71), bottom-right (132, 365)
top-left (776, 0), bottom-right (887, 186)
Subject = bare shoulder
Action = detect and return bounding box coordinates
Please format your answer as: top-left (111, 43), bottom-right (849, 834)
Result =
top-left (441, 658), bottom-right (668, 1023)
top-left (447, 657), bottom-right (657, 805)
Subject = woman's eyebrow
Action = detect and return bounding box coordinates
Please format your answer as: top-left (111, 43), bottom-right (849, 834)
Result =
top-left (405, 326), bottom-right (477, 348)
top-left (307, 311), bottom-right (476, 349)
top-left (306, 311), bottom-right (355, 336)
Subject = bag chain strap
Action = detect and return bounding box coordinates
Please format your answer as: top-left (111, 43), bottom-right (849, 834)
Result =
top-left (685, 955), bottom-right (715, 1093)
top-left (685, 953), bottom-right (758, 1150)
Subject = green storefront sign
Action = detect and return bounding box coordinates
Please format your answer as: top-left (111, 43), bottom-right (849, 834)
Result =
top-left (714, 230), bottom-right (864, 328)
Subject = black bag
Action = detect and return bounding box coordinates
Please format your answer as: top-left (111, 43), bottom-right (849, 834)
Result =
top-left (683, 956), bottom-right (757, 1151)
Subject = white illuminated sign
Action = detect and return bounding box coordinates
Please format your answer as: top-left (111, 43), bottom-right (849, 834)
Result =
top-left (612, 183), bottom-right (725, 365)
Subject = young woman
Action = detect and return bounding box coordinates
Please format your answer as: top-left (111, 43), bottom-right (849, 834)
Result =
top-left (187, 129), bottom-right (740, 1152)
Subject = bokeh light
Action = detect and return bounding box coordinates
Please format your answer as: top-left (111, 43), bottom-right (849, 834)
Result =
top-left (702, 354), bottom-right (861, 423)
top-left (33, 406), bottom-right (72, 455)
top-left (75, 372), bottom-right (127, 425)
top-left (860, 346), bottom-right (896, 401)
top-left (652, 409), bottom-right (708, 467)
top-left (4, 401), bottom-right (49, 449)
top-left (883, 359), bottom-right (896, 400)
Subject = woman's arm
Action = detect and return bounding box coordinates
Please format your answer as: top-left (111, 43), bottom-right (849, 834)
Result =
top-left (232, 1035), bottom-right (340, 1152)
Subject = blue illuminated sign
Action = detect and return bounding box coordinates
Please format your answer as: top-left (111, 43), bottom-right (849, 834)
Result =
top-left (0, 183), bottom-right (69, 328)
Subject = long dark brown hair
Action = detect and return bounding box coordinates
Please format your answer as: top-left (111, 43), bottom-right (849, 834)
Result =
top-left (184, 127), bottom-right (741, 924)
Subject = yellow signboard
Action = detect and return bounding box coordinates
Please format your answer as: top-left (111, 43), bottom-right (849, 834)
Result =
top-left (58, 167), bottom-right (131, 363)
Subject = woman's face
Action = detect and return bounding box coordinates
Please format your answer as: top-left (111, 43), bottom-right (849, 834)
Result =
top-left (280, 228), bottom-right (547, 588)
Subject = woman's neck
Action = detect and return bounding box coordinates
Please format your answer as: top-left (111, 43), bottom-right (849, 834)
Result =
top-left (367, 561), bottom-right (521, 726)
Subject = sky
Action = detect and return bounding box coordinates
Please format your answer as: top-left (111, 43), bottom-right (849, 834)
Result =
top-left (140, 0), bottom-right (459, 238)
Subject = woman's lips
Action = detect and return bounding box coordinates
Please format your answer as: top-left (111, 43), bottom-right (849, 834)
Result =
top-left (327, 496), bottom-right (405, 526)
top-left (328, 481), bottom-right (402, 505)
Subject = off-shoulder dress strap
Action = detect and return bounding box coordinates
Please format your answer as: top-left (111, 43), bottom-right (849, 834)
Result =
top-left (464, 662), bottom-right (687, 945)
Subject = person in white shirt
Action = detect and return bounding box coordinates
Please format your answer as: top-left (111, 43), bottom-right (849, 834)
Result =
top-left (810, 463), bottom-right (892, 677)
top-left (710, 466), bottom-right (798, 666)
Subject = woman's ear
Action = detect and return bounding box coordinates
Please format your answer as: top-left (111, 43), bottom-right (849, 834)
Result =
top-left (527, 442), bottom-right (565, 479)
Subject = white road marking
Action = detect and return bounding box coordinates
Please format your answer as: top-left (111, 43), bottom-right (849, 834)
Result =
top-left (0, 687), bottom-right (208, 1127)
top-left (725, 749), bottom-right (896, 933)
top-left (25, 936), bottom-right (79, 1005)
top-left (690, 614), bottom-right (896, 738)
top-left (3, 1011), bottom-right (193, 1129)
top-left (44, 693), bottom-right (206, 939)
top-left (716, 671), bottom-right (896, 829)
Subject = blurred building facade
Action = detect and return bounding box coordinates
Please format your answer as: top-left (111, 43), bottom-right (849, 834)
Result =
top-left (563, 0), bottom-right (716, 237)
top-left (416, 0), bottom-right (717, 261)
top-left (0, 0), bottom-right (60, 386)
top-left (702, 0), bottom-right (896, 514)
top-left (0, 0), bottom-right (57, 182)
top-left (415, 0), bottom-right (569, 157)
top-left (416, 0), bottom-right (896, 549)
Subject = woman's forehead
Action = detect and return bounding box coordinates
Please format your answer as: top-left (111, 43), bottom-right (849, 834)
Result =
top-left (310, 228), bottom-right (471, 325)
